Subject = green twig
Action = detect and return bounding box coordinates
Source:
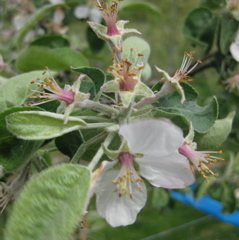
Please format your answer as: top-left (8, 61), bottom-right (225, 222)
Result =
top-left (70, 132), bottom-right (108, 164)
top-left (88, 131), bottom-right (117, 171)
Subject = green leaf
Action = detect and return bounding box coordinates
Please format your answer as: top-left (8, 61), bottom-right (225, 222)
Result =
top-left (16, 46), bottom-right (89, 72)
top-left (122, 36), bottom-right (150, 64)
top-left (221, 182), bottom-right (236, 214)
top-left (0, 70), bottom-right (56, 112)
top-left (194, 111), bottom-right (235, 149)
top-left (16, 3), bottom-right (66, 46)
top-left (0, 107), bottom-right (43, 172)
top-left (5, 164), bottom-right (91, 240)
top-left (194, 176), bottom-right (217, 200)
top-left (151, 188), bottom-right (169, 210)
top-left (6, 111), bottom-right (87, 140)
top-left (31, 35), bottom-right (70, 48)
top-left (0, 75), bottom-right (7, 85)
top-left (71, 67), bottom-right (106, 98)
top-left (86, 26), bottom-right (105, 54)
top-left (219, 13), bottom-right (239, 55)
top-left (122, 36), bottom-right (151, 81)
top-left (120, 1), bottom-right (160, 16)
top-left (141, 63), bottom-right (152, 82)
top-left (55, 130), bottom-right (83, 158)
top-left (153, 83), bottom-right (218, 133)
top-left (199, 0), bottom-right (226, 9)
top-left (183, 8), bottom-right (217, 52)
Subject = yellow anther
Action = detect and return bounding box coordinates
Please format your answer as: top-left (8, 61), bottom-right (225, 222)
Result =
top-left (184, 52), bottom-right (190, 57)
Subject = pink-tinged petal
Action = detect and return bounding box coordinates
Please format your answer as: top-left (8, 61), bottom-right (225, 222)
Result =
top-left (119, 118), bottom-right (184, 156)
top-left (136, 153), bottom-right (195, 189)
top-left (95, 171), bottom-right (147, 227)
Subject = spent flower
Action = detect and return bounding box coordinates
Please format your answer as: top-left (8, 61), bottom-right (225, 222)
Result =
top-left (92, 119), bottom-right (195, 227)
top-left (155, 51), bottom-right (201, 103)
top-left (29, 67), bottom-right (90, 124)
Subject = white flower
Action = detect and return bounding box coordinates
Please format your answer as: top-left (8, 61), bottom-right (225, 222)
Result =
top-left (230, 30), bottom-right (239, 62)
top-left (92, 119), bottom-right (195, 227)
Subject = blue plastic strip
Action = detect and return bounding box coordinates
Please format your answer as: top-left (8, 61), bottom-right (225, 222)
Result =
top-left (171, 191), bottom-right (239, 227)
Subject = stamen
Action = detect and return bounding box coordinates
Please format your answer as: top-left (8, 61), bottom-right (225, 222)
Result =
top-left (179, 144), bottom-right (223, 182)
top-left (112, 152), bottom-right (144, 198)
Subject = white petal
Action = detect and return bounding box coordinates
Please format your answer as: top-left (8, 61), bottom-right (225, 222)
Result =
top-left (89, 8), bottom-right (102, 23)
top-left (74, 5), bottom-right (90, 19)
top-left (95, 171), bottom-right (147, 227)
top-left (119, 118), bottom-right (184, 156)
top-left (230, 42), bottom-right (239, 62)
top-left (136, 153), bottom-right (195, 189)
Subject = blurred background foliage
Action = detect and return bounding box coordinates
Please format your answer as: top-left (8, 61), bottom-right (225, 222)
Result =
top-left (1, 0), bottom-right (239, 239)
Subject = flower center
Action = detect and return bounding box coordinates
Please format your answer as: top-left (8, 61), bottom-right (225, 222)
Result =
top-left (109, 53), bottom-right (145, 91)
top-left (179, 144), bottom-right (224, 182)
top-left (112, 153), bottom-right (144, 199)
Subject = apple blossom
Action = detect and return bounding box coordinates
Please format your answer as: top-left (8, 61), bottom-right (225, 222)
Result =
top-left (92, 118), bottom-right (195, 227)
top-left (178, 123), bottom-right (224, 182)
top-left (101, 52), bottom-right (154, 107)
top-left (88, 0), bottom-right (140, 62)
top-left (29, 67), bottom-right (90, 124)
top-left (155, 51), bottom-right (201, 103)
